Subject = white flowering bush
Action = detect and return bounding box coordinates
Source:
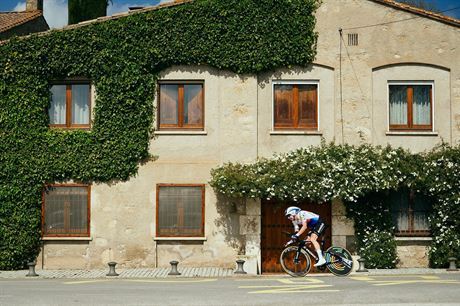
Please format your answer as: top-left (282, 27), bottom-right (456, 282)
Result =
top-left (210, 142), bottom-right (460, 268)
top-left (345, 192), bottom-right (398, 268)
top-left (211, 142), bottom-right (416, 202)
top-left (422, 145), bottom-right (460, 267)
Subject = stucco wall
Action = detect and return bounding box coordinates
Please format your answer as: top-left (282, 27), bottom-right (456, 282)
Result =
top-left (316, 0), bottom-right (460, 147)
top-left (37, 0), bottom-right (459, 271)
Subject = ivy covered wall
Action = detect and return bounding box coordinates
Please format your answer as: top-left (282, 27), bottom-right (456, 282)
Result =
top-left (0, 0), bottom-right (319, 270)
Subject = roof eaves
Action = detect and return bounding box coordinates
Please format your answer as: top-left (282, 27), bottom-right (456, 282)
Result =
top-left (56, 0), bottom-right (193, 32)
top-left (0, 11), bottom-right (43, 33)
top-left (370, 0), bottom-right (460, 28)
top-left (0, 0), bottom-right (192, 43)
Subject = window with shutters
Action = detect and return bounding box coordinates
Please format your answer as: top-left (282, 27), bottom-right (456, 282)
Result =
top-left (158, 81), bottom-right (204, 130)
top-left (273, 82), bottom-right (318, 130)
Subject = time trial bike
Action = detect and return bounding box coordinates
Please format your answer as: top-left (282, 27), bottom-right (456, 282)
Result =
top-left (280, 232), bottom-right (354, 277)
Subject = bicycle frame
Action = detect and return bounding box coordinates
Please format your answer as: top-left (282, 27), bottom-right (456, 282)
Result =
top-left (293, 240), bottom-right (353, 270)
top-left (295, 240), bottom-right (319, 262)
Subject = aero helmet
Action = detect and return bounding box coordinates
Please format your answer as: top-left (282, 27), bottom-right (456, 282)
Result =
top-left (285, 206), bottom-right (301, 217)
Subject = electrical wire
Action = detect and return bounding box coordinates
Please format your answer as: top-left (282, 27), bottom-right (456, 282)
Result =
top-left (342, 5), bottom-right (460, 31)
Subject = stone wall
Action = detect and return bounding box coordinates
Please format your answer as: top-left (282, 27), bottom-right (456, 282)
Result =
top-left (396, 238), bottom-right (432, 268)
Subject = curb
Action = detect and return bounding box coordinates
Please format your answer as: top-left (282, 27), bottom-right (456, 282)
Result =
top-left (1, 267), bottom-right (459, 279)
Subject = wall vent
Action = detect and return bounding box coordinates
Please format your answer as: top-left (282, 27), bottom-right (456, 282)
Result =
top-left (348, 33), bottom-right (359, 46)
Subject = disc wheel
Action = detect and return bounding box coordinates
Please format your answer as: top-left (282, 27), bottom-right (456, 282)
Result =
top-left (280, 246), bottom-right (312, 277)
top-left (324, 246), bottom-right (354, 276)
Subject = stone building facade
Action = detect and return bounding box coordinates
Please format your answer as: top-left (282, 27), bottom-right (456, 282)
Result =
top-left (36, 0), bottom-right (460, 272)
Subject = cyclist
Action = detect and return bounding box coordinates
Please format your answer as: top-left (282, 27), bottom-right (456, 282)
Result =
top-left (285, 206), bottom-right (327, 266)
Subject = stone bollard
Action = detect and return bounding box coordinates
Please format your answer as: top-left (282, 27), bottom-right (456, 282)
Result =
top-left (168, 260), bottom-right (181, 275)
top-left (106, 262), bottom-right (119, 276)
top-left (356, 258), bottom-right (368, 272)
top-left (447, 257), bottom-right (458, 271)
top-left (234, 259), bottom-right (247, 274)
top-left (26, 262), bottom-right (39, 277)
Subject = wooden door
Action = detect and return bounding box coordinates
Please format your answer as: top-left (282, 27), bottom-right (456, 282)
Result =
top-left (261, 200), bottom-right (332, 274)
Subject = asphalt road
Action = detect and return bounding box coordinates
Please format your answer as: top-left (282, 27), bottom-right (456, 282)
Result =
top-left (1, 274), bottom-right (459, 305)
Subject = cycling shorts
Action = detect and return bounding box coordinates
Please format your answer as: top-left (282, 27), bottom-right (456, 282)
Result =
top-left (312, 219), bottom-right (327, 236)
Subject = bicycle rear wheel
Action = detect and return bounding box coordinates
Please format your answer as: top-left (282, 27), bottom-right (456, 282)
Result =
top-left (324, 246), bottom-right (354, 276)
top-left (280, 246), bottom-right (311, 277)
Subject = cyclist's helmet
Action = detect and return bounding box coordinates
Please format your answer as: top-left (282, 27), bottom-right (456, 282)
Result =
top-left (285, 206), bottom-right (301, 217)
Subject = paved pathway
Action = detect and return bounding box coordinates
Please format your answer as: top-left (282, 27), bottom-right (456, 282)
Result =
top-left (0, 267), bottom-right (235, 279)
top-left (1, 267), bottom-right (457, 279)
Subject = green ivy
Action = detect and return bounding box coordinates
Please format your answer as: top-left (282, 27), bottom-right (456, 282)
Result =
top-left (210, 142), bottom-right (460, 268)
top-left (0, 0), bottom-right (320, 270)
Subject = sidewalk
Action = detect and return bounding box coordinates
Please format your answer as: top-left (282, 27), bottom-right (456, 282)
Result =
top-left (0, 267), bottom-right (235, 279)
top-left (0, 267), bottom-right (458, 279)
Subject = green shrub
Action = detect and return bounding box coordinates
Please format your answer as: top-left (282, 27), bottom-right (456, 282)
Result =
top-left (357, 231), bottom-right (398, 269)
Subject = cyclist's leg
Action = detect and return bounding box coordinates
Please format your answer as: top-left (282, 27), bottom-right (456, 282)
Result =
top-left (312, 221), bottom-right (327, 266)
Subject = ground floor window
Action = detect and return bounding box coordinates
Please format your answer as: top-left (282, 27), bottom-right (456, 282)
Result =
top-left (42, 184), bottom-right (90, 237)
top-left (156, 184), bottom-right (205, 237)
top-left (389, 189), bottom-right (432, 236)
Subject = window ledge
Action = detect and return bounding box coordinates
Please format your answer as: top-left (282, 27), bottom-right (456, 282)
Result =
top-left (41, 237), bottom-right (92, 241)
top-left (395, 237), bottom-right (432, 241)
top-left (270, 131), bottom-right (323, 136)
top-left (154, 131), bottom-right (207, 135)
top-left (154, 237), bottom-right (207, 241)
top-left (386, 131), bottom-right (438, 136)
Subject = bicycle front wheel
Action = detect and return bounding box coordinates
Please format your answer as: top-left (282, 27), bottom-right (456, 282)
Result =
top-left (280, 246), bottom-right (312, 277)
top-left (325, 246), bottom-right (354, 276)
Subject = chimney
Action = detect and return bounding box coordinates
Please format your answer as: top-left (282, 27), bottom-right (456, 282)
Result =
top-left (26, 0), bottom-right (43, 11)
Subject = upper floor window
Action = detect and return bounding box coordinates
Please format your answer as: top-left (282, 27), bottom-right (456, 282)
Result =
top-left (273, 82), bottom-right (318, 130)
top-left (158, 81), bottom-right (204, 130)
top-left (389, 189), bottom-right (432, 237)
top-left (49, 82), bottom-right (91, 128)
top-left (156, 184), bottom-right (205, 237)
top-left (42, 184), bottom-right (90, 237)
top-left (389, 83), bottom-right (433, 131)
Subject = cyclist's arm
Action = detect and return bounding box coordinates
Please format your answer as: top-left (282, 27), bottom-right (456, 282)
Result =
top-left (292, 221), bottom-right (300, 233)
top-left (295, 220), bottom-right (308, 237)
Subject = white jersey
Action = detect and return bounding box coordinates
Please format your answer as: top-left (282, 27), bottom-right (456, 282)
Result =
top-left (292, 210), bottom-right (320, 232)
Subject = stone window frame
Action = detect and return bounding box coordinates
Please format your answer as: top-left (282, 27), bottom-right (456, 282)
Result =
top-left (155, 184), bottom-right (205, 238)
top-left (41, 183), bottom-right (91, 238)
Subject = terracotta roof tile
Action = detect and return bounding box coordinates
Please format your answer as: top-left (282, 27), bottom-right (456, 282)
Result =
top-left (0, 11), bottom-right (44, 33)
top-left (370, 0), bottom-right (460, 27)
